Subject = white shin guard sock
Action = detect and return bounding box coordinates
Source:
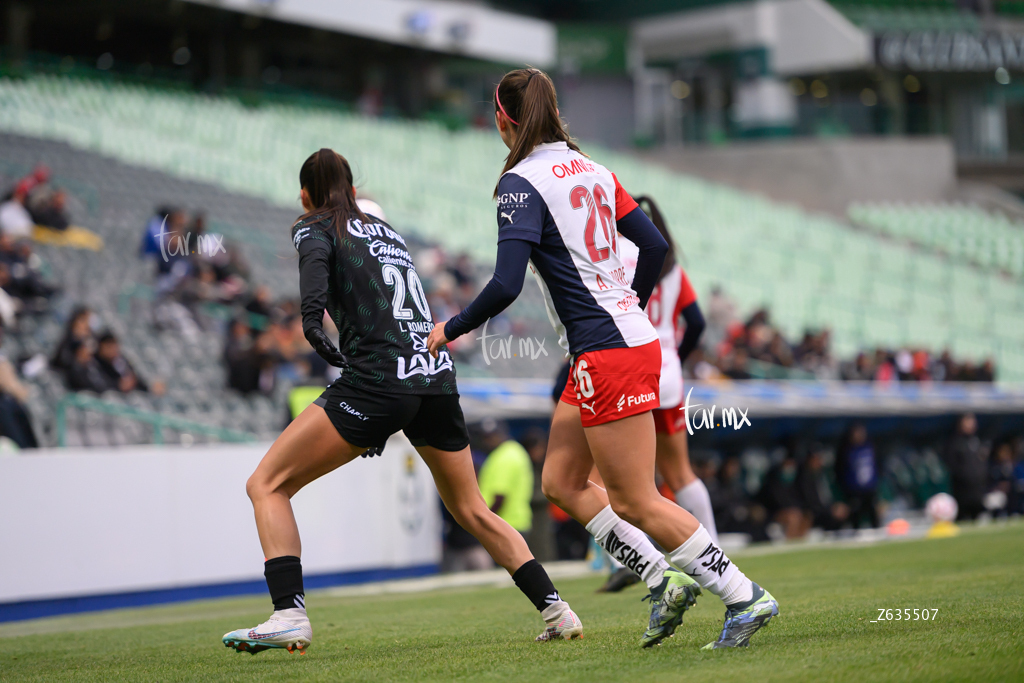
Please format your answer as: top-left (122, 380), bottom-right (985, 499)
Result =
top-left (676, 479), bottom-right (719, 544)
top-left (669, 524), bottom-right (753, 606)
top-left (586, 505), bottom-right (669, 591)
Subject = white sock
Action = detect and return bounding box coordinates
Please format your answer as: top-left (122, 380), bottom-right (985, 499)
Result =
top-left (676, 479), bottom-right (719, 544)
top-left (668, 524), bottom-right (753, 606)
top-left (586, 505), bottom-right (669, 591)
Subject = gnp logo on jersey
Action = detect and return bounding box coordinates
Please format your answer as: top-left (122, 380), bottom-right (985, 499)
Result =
top-left (496, 192), bottom-right (530, 205)
top-left (617, 392), bottom-right (656, 412)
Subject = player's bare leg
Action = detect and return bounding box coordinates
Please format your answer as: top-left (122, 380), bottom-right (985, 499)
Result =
top-left (417, 444), bottom-right (582, 641)
top-left (655, 430), bottom-right (719, 543)
top-left (225, 404), bottom-right (363, 655)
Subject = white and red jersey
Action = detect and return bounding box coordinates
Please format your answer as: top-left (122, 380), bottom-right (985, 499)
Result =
top-left (496, 142), bottom-right (657, 356)
top-left (620, 240), bottom-right (698, 408)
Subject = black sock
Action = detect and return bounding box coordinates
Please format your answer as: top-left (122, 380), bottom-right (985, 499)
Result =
top-left (512, 559), bottom-right (561, 612)
top-left (265, 555), bottom-right (305, 612)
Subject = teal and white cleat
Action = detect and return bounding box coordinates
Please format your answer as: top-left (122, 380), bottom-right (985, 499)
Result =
top-left (535, 602), bottom-right (583, 641)
top-left (702, 585), bottom-right (779, 650)
top-left (223, 608), bottom-right (312, 655)
top-left (640, 568), bottom-right (702, 648)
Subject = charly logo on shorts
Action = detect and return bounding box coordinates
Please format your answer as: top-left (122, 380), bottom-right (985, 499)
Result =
top-left (339, 401), bottom-right (369, 421)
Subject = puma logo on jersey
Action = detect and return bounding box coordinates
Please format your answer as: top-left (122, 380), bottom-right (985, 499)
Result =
top-left (581, 401), bottom-right (597, 415)
top-left (500, 210), bottom-right (516, 223)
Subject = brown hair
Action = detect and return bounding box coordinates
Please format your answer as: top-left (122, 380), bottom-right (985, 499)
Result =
top-left (493, 68), bottom-right (583, 197)
top-left (634, 195), bottom-right (677, 280)
top-left (298, 148), bottom-right (367, 238)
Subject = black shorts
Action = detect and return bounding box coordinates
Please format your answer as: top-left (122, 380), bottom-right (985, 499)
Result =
top-left (313, 382), bottom-right (469, 452)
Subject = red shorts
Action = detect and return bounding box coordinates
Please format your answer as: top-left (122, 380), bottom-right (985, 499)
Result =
top-left (560, 340), bottom-right (661, 427)
top-left (652, 402), bottom-right (687, 435)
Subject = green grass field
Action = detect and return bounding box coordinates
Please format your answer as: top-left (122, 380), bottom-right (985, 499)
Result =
top-left (1, 524), bottom-right (1022, 682)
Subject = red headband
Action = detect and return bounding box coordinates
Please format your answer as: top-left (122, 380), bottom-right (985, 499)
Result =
top-left (495, 86), bottom-right (518, 126)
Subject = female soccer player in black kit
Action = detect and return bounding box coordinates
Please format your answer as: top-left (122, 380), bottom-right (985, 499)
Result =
top-left (222, 149), bottom-right (582, 655)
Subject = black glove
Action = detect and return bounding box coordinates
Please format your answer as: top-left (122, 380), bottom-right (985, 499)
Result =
top-left (305, 327), bottom-right (348, 368)
top-left (360, 443), bottom-right (385, 458)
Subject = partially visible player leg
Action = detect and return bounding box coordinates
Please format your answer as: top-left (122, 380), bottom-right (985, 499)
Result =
top-left (224, 404), bottom-right (365, 655)
top-left (416, 443), bottom-right (582, 641)
top-left (586, 411), bottom-right (777, 649)
top-left (542, 401), bottom-right (703, 646)
top-left (655, 427), bottom-right (719, 544)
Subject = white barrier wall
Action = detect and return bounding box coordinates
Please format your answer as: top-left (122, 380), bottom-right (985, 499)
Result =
top-left (0, 434), bottom-right (441, 604)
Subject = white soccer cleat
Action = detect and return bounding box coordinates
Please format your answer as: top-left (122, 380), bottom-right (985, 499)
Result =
top-left (535, 602), bottom-right (583, 641)
top-left (222, 608), bottom-right (312, 655)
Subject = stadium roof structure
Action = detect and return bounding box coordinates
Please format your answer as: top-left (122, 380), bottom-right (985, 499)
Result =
top-left (182, 0), bottom-right (556, 67)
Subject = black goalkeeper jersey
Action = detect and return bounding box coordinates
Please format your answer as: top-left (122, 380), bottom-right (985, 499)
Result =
top-left (292, 213), bottom-right (457, 395)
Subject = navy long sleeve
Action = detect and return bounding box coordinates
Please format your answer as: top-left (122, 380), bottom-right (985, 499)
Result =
top-left (444, 239), bottom-right (533, 341)
top-left (616, 206), bottom-right (668, 309)
top-left (677, 301), bottom-right (706, 363)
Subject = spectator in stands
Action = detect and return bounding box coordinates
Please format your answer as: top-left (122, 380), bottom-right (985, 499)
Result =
top-left (704, 285), bottom-right (736, 351)
top-left (0, 183), bottom-right (34, 240)
top-left (797, 444), bottom-right (849, 531)
top-left (943, 413), bottom-right (989, 520)
top-left (51, 306), bottom-right (94, 372)
top-left (477, 419), bottom-right (534, 537)
top-left (0, 323), bottom-right (38, 448)
top-left (712, 456), bottom-right (768, 542)
top-left (977, 358), bottom-right (996, 383)
top-left (244, 285), bottom-right (274, 320)
top-left (722, 347), bottom-right (752, 380)
top-left (65, 339), bottom-right (111, 393)
top-left (141, 206), bottom-right (172, 256)
top-left (759, 452), bottom-right (809, 538)
top-left (224, 318), bottom-right (276, 395)
top-left (95, 331), bottom-right (163, 395)
top-left (153, 209), bottom-right (191, 295)
top-left (27, 187), bottom-right (70, 231)
top-left (836, 423), bottom-right (880, 528)
top-left (0, 233), bottom-right (55, 305)
top-left (989, 441), bottom-right (1017, 518)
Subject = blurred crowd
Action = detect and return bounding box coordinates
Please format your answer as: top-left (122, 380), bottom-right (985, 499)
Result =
top-left (693, 287), bottom-right (996, 383)
top-left (444, 412), bottom-right (1024, 568)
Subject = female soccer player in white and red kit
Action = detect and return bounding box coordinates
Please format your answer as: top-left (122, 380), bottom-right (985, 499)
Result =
top-left (427, 68), bottom-right (777, 650)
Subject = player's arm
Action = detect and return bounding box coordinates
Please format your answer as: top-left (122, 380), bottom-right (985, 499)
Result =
top-left (428, 173), bottom-right (542, 356)
top-left (612, 174), bottom-right (667, 309)
top-left (295, 228), bottom-right (347, 367)
top-left (440, 239), bottom-right (533, 343)
top-left (678, 302), bottom-right (706, 363)
top-left (675, 269), bottom-right (705, 363)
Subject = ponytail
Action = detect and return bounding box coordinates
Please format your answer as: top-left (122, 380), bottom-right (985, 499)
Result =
top-left (493, 68), bottom-right (584, 197)
top-left (298, 148), bottom-right (367, 239)
top-left (634, 195), bottom-right (678, 280)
